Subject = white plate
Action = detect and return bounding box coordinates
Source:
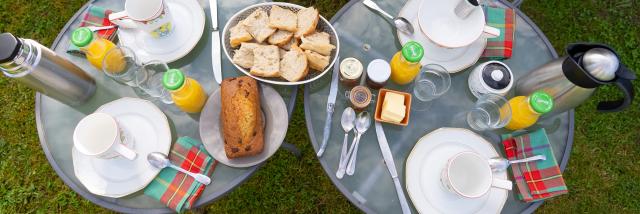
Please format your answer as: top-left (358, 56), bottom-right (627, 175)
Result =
top-left (418, 0), bottom-right (485, 48)
top-left (405, 128), bottom-right (508, 214)
top-left (397, 0), bottom-right (486, 73)
top-left (72, 98), bottom-right (172, 198)
top-left (199, 84), bottom-right (288, 168)
top-left (117, 0), bottom-right (205, 63)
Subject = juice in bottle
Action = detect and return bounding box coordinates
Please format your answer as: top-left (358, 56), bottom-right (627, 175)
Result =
top-left (390, 41), bottom-right (424, 85)
top-left (504, 91), bottom-right (554, 131)
top-left (162, 69), bottom-right (207, 113)
top-left (71, 27), bottom-right (118, 70)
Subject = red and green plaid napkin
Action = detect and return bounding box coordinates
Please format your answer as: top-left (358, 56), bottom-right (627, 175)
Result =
top-left (67, 5), bottom-right (118, 55)
top-left (481, 6), bottom-right (515, 60)
top-left (144, 137), bottom-right (217, 212)
top-left (502, 129), bottom-right (568, 202)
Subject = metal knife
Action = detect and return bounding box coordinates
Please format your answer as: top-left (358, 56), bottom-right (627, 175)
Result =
top-left (317, 57), bottom-right (341, 157)
top-left (375, 122), bottom-right (412, 214)
top-left (209, 0), bottom-right (222, 84)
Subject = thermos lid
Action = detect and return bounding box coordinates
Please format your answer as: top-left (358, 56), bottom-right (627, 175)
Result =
top-left (529, 91), bottom-right (554, 114)
top-left (71, 27), bottom-right (94, 48)
top-left (401, 41), bottom-right (424, 63)
top-left (162, 69), bottom-right (185, 91)
top-left (582, 48), bottom-right (618, 81)
top-left (481, 62), bottom-right (512, 90)
top-left (0, 33), bottom-right (21, 64)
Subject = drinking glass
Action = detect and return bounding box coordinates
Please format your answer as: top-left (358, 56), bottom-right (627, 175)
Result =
top-left (135, 60), bottom-right (173, 104)
top-left (466, 93), bottom-right (511, 131)
top-left (411, 64), bottom-right (451, 111)
top-left (102, 46), bottom-right (139, 86)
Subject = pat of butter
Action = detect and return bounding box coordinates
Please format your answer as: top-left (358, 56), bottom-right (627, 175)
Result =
top-left (381, 92), bottom-right (406, 123)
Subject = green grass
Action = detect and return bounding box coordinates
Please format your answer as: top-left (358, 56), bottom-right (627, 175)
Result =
top-left (0, 0), bottom-right (638, 213)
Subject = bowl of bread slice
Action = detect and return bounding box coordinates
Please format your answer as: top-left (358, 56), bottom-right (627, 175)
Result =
top-left (222, 2), bottom-right (340, 85)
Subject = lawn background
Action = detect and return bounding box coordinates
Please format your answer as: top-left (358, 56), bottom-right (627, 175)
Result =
top-left (0, 0), bottom-right (638, 213)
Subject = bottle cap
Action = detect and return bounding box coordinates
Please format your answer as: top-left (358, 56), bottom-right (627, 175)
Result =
top-left (162, 69), bottom-right (185, 91)
top-left (529, 91), bottom-right (554, 114)
top-left (71, 27), bottom-right (95, 48)
top-left (401, 41), bottom-right (424, 63)
top-left (367, 59), bottom-right (391, 83)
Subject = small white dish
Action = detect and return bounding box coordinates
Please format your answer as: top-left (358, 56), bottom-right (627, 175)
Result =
top-left (405, 128), bottom-right (508, 214)
top-left (397, 0), bottom-right (486, 73)
top-left (117, 0), bottom-right (205, 63)
top-left (72, 97), bottom-right (172, 198)
top-left (417, 0), bottom-right (495, 48)
top-left (199, 84), bottom-right (288, 168)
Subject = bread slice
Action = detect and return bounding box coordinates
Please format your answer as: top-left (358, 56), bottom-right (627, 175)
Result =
top-left (306, 31), bottom-right (330, 44)
top-left (220, 76), bottom-right (264, 159)
top-left (295, 7), bottom-right (319, 38)
top-left (229, 22), bottom-right (253, 48)
top-left (278, 48), bottom-right (287, 59)
top-left (269, 5), bottom-right (297, 32)
top-left (268, 30), bottom-right (294, 46)
top-left (250, 45), bottom-right (280, 77)
top-left (305, 50), bottom-right (330, 71)
top-left (232, 43), bottom-right (260, 69)
top-left (242, 9), bottom-right (277, 43)
top-left (300, 34), bottom-right (336, 56)
top-left (280, 46), bottom-right (308, 82)
top-left (279, 37), bottom-right (299, 51)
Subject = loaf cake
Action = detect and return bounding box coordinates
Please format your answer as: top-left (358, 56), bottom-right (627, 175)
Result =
top-left (220, 76), bottom-right (264, 159)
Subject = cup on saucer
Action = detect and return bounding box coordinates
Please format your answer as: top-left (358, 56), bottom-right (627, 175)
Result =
top-left (73, 113), bottom-right (137, 160)
top-left (441, 151), bottom-right (512, 198)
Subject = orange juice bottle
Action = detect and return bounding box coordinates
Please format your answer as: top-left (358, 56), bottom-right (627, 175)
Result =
top-left (71, 27), bottom-right (118, 70)
top-left (504, 91), bottom-right (554, 130)
top-left (162, 69), bottom-right (207, 113)
top-left (390, 41), bottom-right (424, 85)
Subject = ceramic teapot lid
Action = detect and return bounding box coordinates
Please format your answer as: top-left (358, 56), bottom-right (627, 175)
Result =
top-left (481, 62), bottom-right (512, 90)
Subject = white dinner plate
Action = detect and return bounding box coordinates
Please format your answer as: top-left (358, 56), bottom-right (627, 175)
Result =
top-left (117, 0), bottom-right (205, 63)
top-left (397, 0), bottom-right (486, 73)
top-left (405, 128), bottom-right (508, 214)
top-left (418, 0), bottom-right (486, 48)
top-left (199, 84), bottom-right (288, 168)
top-left (72, 98), bottom-right (172, 198)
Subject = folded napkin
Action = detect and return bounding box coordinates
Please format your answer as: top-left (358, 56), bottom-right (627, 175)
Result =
top-left (501, 129), bottom-right (568, 202)
top-left (144, 137), bottom-right (217, 212)
top-left (481, 6), bottom-right (515, 60)
top-left (67, 5), bottom-right (118, 55)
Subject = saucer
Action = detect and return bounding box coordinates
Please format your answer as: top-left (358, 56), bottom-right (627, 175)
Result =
top-left (397, 0), bottom-right (485, 73)
top-left (199, 84), bottom-right (288, 168)
top-left (418, 0), bottom-right (486, 48)
top-left (117, 0), bottom-right (205, 63)
top-left (405, 128), bottom-right (508, 213)
top-left (72, 98), bottom-right (172, 198)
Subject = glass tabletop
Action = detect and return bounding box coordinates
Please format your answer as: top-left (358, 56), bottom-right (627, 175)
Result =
top-left (36, 0), bottom-right (296, 212)
top-left (304, 0), bottom-right (573, 213)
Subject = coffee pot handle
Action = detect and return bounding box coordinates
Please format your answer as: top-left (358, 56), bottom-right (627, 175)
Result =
top-left (597, 64), bottom-right (635, 112)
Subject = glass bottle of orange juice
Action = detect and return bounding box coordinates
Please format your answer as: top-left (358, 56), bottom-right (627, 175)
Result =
top-left (162, 69), bottom-right (207, 113)
top-left (70, 27), bottom-right (118, 70)
top-left (504, 91), bottom-right (554, 131)
top-left (390, 41), bottom-right (424, 85)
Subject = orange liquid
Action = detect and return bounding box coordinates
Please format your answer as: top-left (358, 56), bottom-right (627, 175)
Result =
top-left (504, 96), bottom-right (540, 130)
top-left (170, 78), bottom-right (207, 113)
top-left (82, 38), bottom-right (117, 70)
top-left (390, 51), bottom-right (421, 85)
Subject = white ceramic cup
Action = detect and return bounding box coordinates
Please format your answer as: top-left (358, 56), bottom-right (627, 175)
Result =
top-left (454, 0), bottom-right (480, 19)
top-left (73, 113), bottom-right (137, 160)
top-left (108, 0), bottom-right (173, 39)
top-left (468, 61), bottom-right (514, 98)
top-left (441, 152), bottom-right (512, 198)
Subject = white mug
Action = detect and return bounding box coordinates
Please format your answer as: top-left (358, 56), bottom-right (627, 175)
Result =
top-left (73, 113), bottom-right (137, 160)
top-left (441, 152), bottom-right (512, 198)
top-left (109, 0), bottom-right (173, 39)
top-left (453, 0), bottom-right (501, 38)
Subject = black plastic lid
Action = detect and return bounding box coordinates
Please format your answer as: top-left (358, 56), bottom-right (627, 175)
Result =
top-left (481, 62), bottom-right (511, 90)
top-left (0, 33), bottom-right (21, 63)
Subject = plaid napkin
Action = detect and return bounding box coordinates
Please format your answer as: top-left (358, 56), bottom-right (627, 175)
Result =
top-left (481, 6), bottom-right (515, 60)
top-left (501, 129), bottom-right (568, 202)
top-left (67, 5), bottom-right (118, 55)
top-left (144, 137), bottom-right (217, 212)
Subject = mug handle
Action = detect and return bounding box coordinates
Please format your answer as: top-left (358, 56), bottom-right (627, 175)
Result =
top-left (109, 11), bottom-right (138, 29)
top-left (114, 143), bottom-right (137, 160)
top-left (491, 178), bottom-right (513, 190)
top-left (483, 25), bottom-right (501, 38)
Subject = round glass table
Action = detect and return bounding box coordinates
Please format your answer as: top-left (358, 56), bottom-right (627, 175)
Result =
top-left (36, 0), bottom-right (298, 212)
top-left (304, 0), bottom-right (573, 213)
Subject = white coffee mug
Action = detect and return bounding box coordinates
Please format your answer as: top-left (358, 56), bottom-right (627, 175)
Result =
top-left (441, 152), bottom-right (512, 198)
top-left (73, 113), bottom-right (137, 160)
top-left (108, 0), bottom-right (173, 38)
top-left (453, 0), bottom-right (501, 39)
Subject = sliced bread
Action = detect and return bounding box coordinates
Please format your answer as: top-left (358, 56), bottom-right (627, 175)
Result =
top-left (268, 30), bottom-right (294, 46)
top-left (269, 6), bottom-right (297, 32)
top-left (300, 34), bottom-right (336, 56)
top-left (250, 45), bottom-right (280, 77)
top-left (295, 7), bottom-right (319, 38)
top-left (242, 9), bottom-right (277, 43)
top-left (232, 43), bottom-right (260, 69)
top-left (229, 22), bottom-right (253, 48)
top-left (279, 37), bottom-right (299, 51)
top-left (305, 50), bottom-right (330, 71)
top-left (280, 46), bottom-right (308, 82)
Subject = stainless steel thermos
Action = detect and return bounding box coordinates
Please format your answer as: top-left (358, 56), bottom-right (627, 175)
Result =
top-left (0, 33), bottom-right (96, 106)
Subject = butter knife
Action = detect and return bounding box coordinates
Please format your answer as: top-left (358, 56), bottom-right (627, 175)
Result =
top-left (317, 57), bottom-right (341, 157)
top-left (375, 122), bottom-right (411, 214)
top-left (209, 0), bottom-right (222, 84)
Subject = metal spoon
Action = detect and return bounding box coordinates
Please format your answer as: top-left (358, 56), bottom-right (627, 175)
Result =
top-left (147, 152), bottom-right (211, 185)
top-left (489, 155), bottom-right (547, 172)
top-left (362, 0), bottom-right (414, 35)
top-left (345, 111), bottom-right (371, 176)
top-left (336, 107), bottom-right (356, 179)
